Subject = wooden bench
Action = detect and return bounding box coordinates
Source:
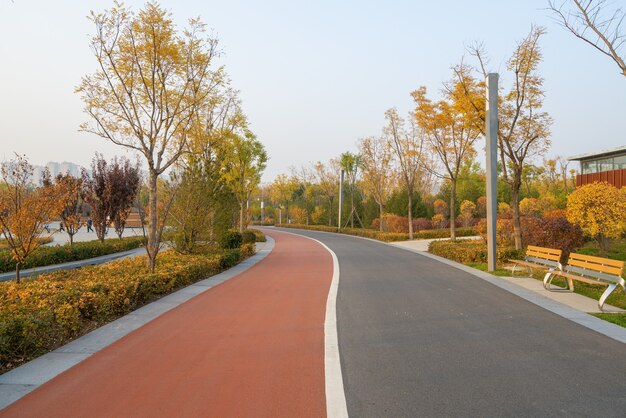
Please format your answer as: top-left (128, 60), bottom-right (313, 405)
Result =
top-left (545, 253), bottom-right (626, 311)
top-left (508, 246), bottom-right (563, 281)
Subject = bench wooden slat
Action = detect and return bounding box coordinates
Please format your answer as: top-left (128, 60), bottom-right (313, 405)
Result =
top-left (526, 245), bottom-right (562, 262)
top-left (567, 255), bottom-right (624, 276)
top-left (551, 271), bottom-right (609, 287)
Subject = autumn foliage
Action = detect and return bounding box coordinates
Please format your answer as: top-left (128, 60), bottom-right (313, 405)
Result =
top-left (566, 182), bottom-right (626, 253)
top-left (0, 156), bottom-right (67, 281)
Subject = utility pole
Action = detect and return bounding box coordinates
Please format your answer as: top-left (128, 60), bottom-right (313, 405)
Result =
top-left (338, 169), bottom-right (344, 230)
top-left (486, 73), bottom-right (499, 272)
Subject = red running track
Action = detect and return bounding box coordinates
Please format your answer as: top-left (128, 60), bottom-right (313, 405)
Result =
top-left (2, 230), bottom-right (333, 418)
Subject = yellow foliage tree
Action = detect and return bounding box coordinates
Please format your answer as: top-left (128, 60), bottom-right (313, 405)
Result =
top-left (290, 207), bottom-right (308, 224)
top-left (458, 200), bottom-right (476, 227)
top-left (359, 135), bottom-right (395, 231)
top-left (567, 182), bottom-right (626, 254)
top-left (77, 3), bottom-right (221, 271)
top-left (519, 197), bottom-right (541, 217)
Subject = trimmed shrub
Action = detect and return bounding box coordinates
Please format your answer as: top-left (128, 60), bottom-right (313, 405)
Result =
top-left (0, 246), bottom-right (255, 372)
top-left (219, 231), bottom-right (243, 249)
top-left (0, 237), bottom-right (144, 274)
top-left (247, 228), bottom-right (267, 242)
top-left (241, 230), bottom-right (257, 244)
top-left (429, 240), bottom-right (523, 264)
top-left (278, 224), bottom-right (475, 242)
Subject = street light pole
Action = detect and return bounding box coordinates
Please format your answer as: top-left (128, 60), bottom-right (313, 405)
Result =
top-left (486, 73), bottom-right (499, 272)
top-left (338, 169), bottom-right (345, 230)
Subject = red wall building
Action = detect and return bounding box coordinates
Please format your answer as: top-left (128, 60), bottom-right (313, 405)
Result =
top-left (569, 146), bottom-right (626, 188)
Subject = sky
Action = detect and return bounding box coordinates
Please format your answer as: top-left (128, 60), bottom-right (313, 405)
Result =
top-left (1, 0), bottom-right (625, 182)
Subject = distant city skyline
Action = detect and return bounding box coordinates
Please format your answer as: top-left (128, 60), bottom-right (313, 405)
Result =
top-left (1, 0), bottom-right (625, 182)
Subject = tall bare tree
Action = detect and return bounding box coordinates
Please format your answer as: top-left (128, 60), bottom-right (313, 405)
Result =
top-left (384, 108), bottom-right (425, 239)
top-left (359, 135), bottom-right (395, 231)
top-left (549, 0), bottom-right (626, 77)
top-left (313, 159), bottom-right (340, 226)
top-left (456, 26), bottom-right (552, 249)
top-left (77, 3), bottom-right (222, 271)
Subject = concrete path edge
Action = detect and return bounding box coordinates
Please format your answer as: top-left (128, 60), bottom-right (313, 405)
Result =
top-left (0, 238), bottom-right (275, 410)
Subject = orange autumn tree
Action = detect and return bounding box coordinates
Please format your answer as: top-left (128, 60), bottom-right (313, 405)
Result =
top-left (412, 77), bottom-right (482, 241)
top-left (45, 173), bottom-right (84, 246)
top-left (0, 155), bottom-right (66, 282)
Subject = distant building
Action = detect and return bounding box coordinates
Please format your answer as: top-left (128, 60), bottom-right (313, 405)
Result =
top-left (568, 145), bottom-right (626, 188)
top-left (32, 161), bottom-right (83, 185)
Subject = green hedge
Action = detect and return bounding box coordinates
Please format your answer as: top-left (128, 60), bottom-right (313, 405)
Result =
top-left (0, 237), bottom-right (145, 273)
top-left (278, 224), bottom-right (476, 242)
top-left (428, 240), bottom-right (524, 264)
top-left (0, 243), bottom-right (255, 373)
top-left (247, 228), bottom-right (267, 242)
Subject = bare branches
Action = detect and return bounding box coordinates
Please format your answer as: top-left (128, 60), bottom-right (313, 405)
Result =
top-left (549, 0), bottom-right (626, 77)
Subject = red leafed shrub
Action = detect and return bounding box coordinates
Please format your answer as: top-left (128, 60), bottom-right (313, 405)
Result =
top-left (373, 216), bottom-right (436, 232)
top-left (412, 217), bottom-right (432, 231)
top-left (521, 216), bottom-right (583, 259)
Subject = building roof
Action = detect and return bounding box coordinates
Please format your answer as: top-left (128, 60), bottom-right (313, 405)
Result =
top-left (568, 145), bottom-right (626, 161)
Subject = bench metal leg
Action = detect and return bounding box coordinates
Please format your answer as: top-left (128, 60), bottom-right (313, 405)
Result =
top-left (598, 277), bottom-right (626, 312)
top-left (542, 271), bottom-right (552, 290)
top-left (542, 269), bottom-right (562, 291)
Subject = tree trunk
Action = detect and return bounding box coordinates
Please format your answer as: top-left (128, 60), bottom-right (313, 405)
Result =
top-left (408, 190), bottom-right (414, 240)
top-left (350, 188), bottom-right (354, 228)
top-left (147, 171), bottom-right (158, 272)
top-left (450, 178), bottom-right (457, 242)
top-left (510, 177), bottom-right (523, 250)
top-left (15, 262), bottom-right (21, 284)
top-left (328, 198), bottom-right (333, 227)
top-left (239, 201), bottom-right (245, 233)
top-left (69, 233), bottom-right (74, 246)
top-left (379, 202), bottom-right (384, 232)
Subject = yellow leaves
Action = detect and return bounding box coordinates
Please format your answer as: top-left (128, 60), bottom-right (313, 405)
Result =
top-left (567, 182), bottom-right (626, 240)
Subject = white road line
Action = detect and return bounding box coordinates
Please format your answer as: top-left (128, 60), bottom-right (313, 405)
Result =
top-left (267, 229), bottom-right (349, 417)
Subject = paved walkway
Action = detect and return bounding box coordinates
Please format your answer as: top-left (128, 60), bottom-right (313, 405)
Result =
top-left (1, 231), bottom-right (334, 417)
top-left (0, 247), bottom-right (146, 282)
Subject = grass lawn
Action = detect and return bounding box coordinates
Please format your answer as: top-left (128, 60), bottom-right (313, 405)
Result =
top-left (592, 313), bottom-right (626, 327)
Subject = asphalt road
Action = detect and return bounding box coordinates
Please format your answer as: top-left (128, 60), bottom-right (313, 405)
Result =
top-left (283, 228), bottom-right (626, 418)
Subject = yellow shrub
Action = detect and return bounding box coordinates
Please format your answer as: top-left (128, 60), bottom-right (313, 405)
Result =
top-left (567, 182), bottom-right (626, 241)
